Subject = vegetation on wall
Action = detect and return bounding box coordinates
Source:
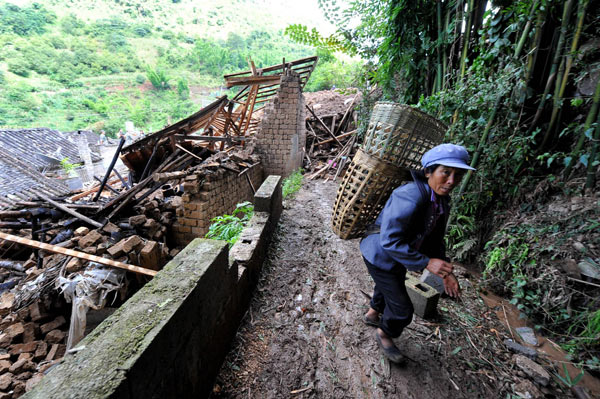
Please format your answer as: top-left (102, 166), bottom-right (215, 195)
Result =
top-left (287, 0), bottom-right (600, 374)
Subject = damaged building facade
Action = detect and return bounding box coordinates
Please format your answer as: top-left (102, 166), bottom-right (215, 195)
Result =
top-left (0, 57), bottom-right (317, 398)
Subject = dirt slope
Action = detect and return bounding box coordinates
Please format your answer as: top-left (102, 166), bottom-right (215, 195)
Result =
top-left (211, 179), bottom-right (576, 399)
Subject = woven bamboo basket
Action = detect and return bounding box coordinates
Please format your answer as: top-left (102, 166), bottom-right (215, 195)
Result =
top-left (361, 102), bottom-right (447, 168)
top-left (331, 149), bottom-right (411, 239)
top-left (331, 102), bottom-right (446, 239)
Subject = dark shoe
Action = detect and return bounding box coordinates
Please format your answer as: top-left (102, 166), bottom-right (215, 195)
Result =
top-left (375, 331), bottom-right (406, 365)
top-left (363, 314), bottom-right (380, 328)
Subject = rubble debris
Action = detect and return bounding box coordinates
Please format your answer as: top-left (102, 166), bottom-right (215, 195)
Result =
top-left (513, 354), bottom-right (551, 386)
top-left (303, 90), bottom-right (361, 180)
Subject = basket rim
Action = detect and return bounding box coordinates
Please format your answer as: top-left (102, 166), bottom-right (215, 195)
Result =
top-left (372, 102), bottom-right (449, 131)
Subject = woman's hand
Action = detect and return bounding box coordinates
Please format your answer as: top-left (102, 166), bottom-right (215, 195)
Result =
top-left (443, 273), bottom-right (461, 298)
top-left (425, 258), bottom-right (453, 278)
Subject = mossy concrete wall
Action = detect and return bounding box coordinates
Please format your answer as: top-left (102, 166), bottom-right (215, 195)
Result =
top-left (25, 176), bottom-right (283, 399)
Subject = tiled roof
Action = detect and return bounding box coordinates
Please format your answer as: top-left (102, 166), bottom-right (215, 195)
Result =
top-left (0, 146), bottom-right (70, 210)
top-left (0, 128), bottom-right (101, 171)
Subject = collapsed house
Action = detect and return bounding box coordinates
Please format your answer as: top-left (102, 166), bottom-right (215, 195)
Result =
top-left (0, 56), bottom-right (319, 397)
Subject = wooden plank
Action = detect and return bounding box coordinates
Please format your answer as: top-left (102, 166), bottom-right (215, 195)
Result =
top-left (38, 194), bottom-right (103, 229)
top-left (174, 135), bottom-right (245, 142)
top-left (305, 105), bottom-right (343, 147)
top-left (317, 130), bottom-right (356, 145)
top-left (0, 232), bottom-right (157, 277)
top-left (225, 75), bottom-right (281, 88)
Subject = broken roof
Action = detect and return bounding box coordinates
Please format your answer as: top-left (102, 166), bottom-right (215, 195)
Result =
top-left (0, 146), bottom-right (70, 210)
top-left (0, 128), bottom-right (101, 171)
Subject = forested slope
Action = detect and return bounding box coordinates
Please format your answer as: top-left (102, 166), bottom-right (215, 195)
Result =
top-left (0, 0), bottom-right (359, 133)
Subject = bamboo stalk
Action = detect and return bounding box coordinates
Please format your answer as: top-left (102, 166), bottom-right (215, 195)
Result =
top-left (524, 5), bottom-right (546, 85)
top-left (457, 95), bottom-right (502, 197)
top-left (514, 0), bottom-right (540, 59)
top-left (436, 0), bottom-right (444, 94)
top-left (529, 0), bottom-right (575, 136)
top-left (564, 78), bottom-right (600, 179)
top-left (544, 0), bottom-right (589, 147)
top-left (585, 112), bottom-right (600, 189)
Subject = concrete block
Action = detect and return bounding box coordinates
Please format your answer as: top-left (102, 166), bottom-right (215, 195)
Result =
top-left (254, 175), bottom-right (282, 215)
top-left (420, 269), bottom-right (444, 293)
top-left (405, 273), bottom-right (439, 319)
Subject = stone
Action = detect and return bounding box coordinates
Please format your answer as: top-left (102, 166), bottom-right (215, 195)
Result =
top-left (0, 333), bottom-right (10, 347)
top-left (516, 327), bottom-right (538, 346)
top-left (102, 222), bottom-right (120, 234)
top-left (0, 373), bottom-right (12, 390)
top-left (13, 381), bottom-right (25, 396)
top-left (17, 353), bottom-right (32, 362)
top-left (22, 322), bottom-right (37, 343)
top-left (0, 360), bottom-right (11, 374)
top-left (82, 246), bottom-right (97, 255)
top-left (65, 257), bottom-right (84, 273)
top-left (34, 341), bottom-right (48, 361)
top-left (22, 259), bottom-right (37, 270)
top-left (16, 307), bottom-right (29, 321)
top-left (45, 344), bottom-right (59, 361)
top-left (28, 302), bottom-right (49, 322)
top-left (40, 316), bottom-right (66, 335)
top-left (129, 215), bottom-right (147, 227)
top-left (513, 354), bottom-right (550, 386)
top-left (504, 339), bottom-right (538, 359)
top-left (0, 292), bottom-right (15, 316)
top-left (107, 235), bottom-right (144, 258)
top-left (78, 230), bottom-right (103, 248)
top-left (45, 329), bottom-right (66, 344)
top-left (15, 371), bottom-right (32, 380)
top-left (9, 341), bottom-right (38, 356)
top-left (8, 358), bottom-right (35, 373)
top-left (74, 226), bottom-right (90, 236)
top-left (0, 352), bottom-right (10, 361)
top-left (139, 241), bottom-right (162, 271)
top-left (25, 373), bottom-right (44, 392)
top-left (4, 323), bottom-right (24, 343)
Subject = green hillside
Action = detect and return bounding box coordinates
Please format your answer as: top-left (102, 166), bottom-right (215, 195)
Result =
top-left (0, 0), bottom-right (358, 135)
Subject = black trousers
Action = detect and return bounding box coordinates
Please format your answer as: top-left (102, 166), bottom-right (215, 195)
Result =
top-left (364, 257), bottom-right (414, 338)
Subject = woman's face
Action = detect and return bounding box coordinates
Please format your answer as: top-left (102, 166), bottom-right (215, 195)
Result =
top-left (425, 166), bottom-right (466, 196)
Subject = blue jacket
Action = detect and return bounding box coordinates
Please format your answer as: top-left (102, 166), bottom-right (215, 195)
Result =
top-left (359, 175), bottom-right (450, 272)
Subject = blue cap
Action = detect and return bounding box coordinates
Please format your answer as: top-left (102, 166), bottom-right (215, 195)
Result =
top-left (421, 143), bottom-right (475, 171)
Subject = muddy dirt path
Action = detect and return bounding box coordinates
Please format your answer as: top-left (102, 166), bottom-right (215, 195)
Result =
top-left (211, 180), bottom-right (570, 398)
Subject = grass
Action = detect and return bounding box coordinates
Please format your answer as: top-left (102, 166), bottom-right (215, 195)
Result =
top-left (282, 169), bottom-right (303, 199)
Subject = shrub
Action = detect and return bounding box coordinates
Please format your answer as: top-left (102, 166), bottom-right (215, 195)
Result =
top-left (8, 59), bottom-right (30, 77)
top-left (146, 66), bottom-right (170, 89)
top-left (205, 202), bottom-right (254, 245)
top-left (135, 74), bottom-right (146, 84)
top-left (282, 169), bottom-right (303, 198)
top-left (176, 77), bottom-right (189, 99)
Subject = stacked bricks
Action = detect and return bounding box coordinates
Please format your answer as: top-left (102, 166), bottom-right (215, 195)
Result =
top-left (254, 70), bottom-right (306, 178)
top-left (172, 166), bottom-right (264, 246)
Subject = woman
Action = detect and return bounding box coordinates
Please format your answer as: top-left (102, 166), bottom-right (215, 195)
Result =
top-left (359, 143), bottom-right (475, 364)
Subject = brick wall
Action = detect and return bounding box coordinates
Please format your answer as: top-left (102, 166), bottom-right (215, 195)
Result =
top-left (255, 70), bottom-right (306, 177)
top-left (171, 165), bottom-right (263, 246)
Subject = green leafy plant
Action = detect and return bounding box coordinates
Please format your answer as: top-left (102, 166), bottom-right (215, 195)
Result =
top-left (282, 169), bottom-right (303, 199)
top-left (146, 66), bottom-right (170, 90)
top-left (205, 202), bottom-right (254, 245)
top-left (554, 363), bottom-right (584, 388)
top-left (60, 157), bottom-right (81, 176)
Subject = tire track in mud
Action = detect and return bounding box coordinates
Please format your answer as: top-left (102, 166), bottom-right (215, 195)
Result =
top-left (212, 179), bottom-right (490, 398)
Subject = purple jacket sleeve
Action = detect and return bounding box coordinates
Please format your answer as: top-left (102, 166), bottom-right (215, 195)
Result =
top-left (378, 185), bottom-right (430, 272)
